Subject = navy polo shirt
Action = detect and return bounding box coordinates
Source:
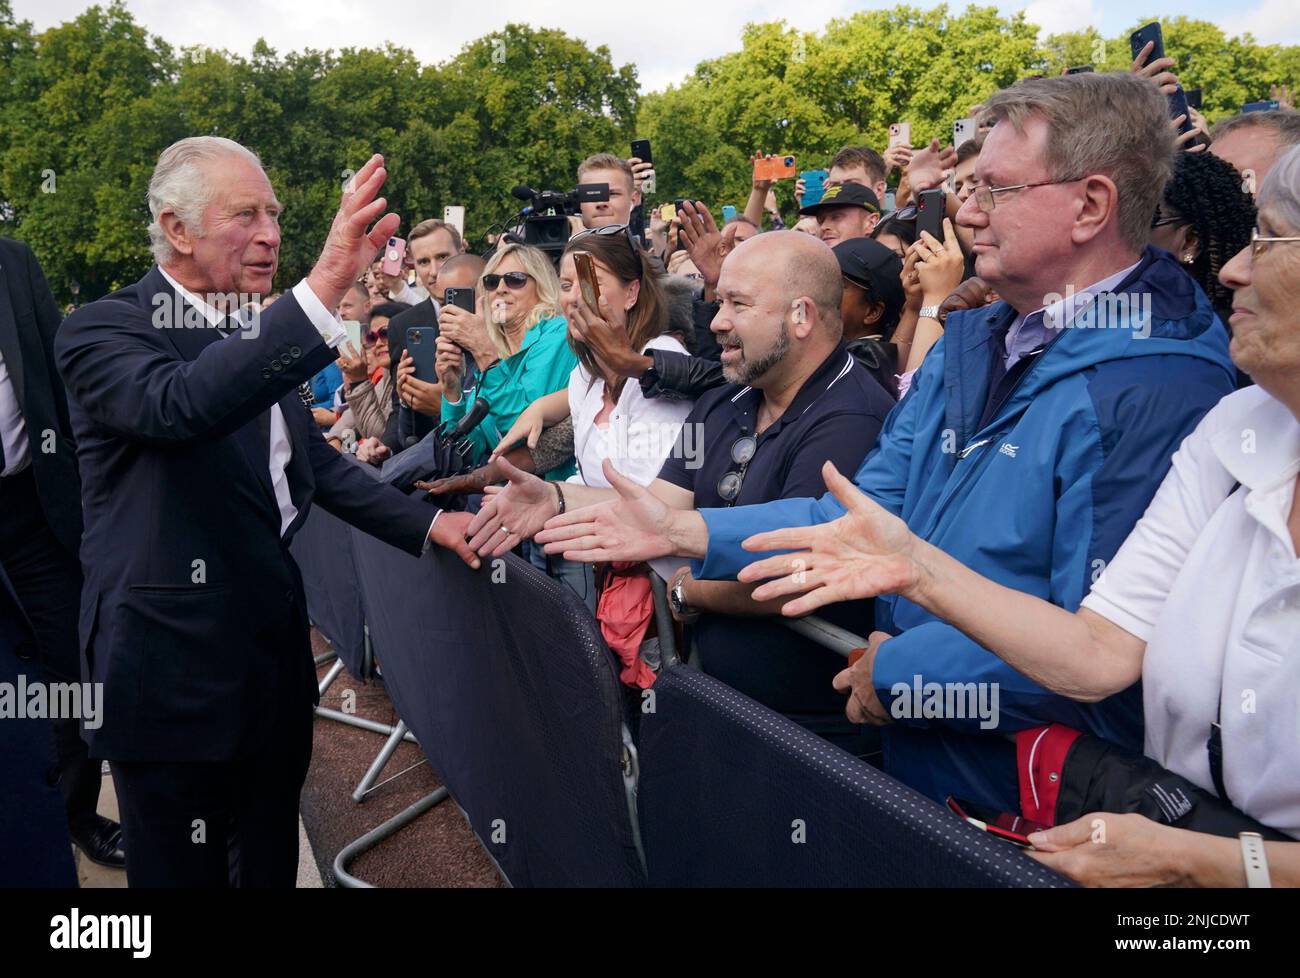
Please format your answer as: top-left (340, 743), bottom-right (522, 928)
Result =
top-left (658, 343), bottom-right (895, 732)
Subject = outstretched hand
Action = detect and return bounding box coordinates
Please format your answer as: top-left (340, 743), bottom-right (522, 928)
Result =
top-left (535, 459), bottom-right (686, 563)
top-left (465, 456), bottom-right (556, 557)
top-left (736, 461), bottom-right (921, 616)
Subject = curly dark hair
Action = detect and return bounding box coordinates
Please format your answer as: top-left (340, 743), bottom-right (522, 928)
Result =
top-left (1160, 151), bottom-right (1256, 312)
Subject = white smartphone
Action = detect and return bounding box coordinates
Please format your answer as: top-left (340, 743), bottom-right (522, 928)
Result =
top-left (888, 122), bottom-right (912, 148)
top-left (953, 117), bottom-right (977, 147)
top-left (443, 205), bottom-right (466, 237)
top-left (342, 319), bottom-right (363, 351)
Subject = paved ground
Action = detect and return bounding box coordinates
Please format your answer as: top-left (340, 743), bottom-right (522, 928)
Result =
top-left (79, 629), bottom-right (500, 888)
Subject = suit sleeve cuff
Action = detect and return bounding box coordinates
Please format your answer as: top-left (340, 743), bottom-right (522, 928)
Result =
top-left (291, 279), bottom-right (347, 348)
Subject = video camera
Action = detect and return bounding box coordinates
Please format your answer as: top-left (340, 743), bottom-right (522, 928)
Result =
top-left (504, 183), bottom-right (610, 265)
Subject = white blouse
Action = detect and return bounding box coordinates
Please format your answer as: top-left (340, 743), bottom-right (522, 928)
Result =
top-left (566, 334), bottom-right (693, 491)
top-left (1082, 385), bottom-right (1300, 838)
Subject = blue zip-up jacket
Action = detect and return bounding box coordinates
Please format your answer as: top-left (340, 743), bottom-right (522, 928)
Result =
top-left (309, 362), bottom-right (344, 413)
top-left (693, 247), bottom-right (1236, 809)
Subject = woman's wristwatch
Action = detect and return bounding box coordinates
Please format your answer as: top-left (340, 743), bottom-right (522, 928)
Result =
top-left (918, 304), bottom-right (942, 321)
top-left (1239, 832), bottom-right (1272, 887)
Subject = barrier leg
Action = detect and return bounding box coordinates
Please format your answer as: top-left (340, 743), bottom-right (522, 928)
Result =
top-left (317, 658), bottom-right (345, 698)
top-left (351, 719), bottom-right (413, 803)
top-left (332, 788), bottom-right (450, 889)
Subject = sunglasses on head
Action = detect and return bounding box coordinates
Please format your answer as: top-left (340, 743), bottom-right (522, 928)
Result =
top-left (364, 325), bottom-right (388, 345)
top-left (570, 223), bottom-right (643, 278)
top-left (482, 271), bottom-right (532, 291)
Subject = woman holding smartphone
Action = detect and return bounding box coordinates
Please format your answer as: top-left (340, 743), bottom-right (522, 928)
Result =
top-left (733, 146), bottom-right (1300, 887)
top-left (473, 227), bottom-right (693, 636)
top-left (430, 243), bottom-right (577, 479)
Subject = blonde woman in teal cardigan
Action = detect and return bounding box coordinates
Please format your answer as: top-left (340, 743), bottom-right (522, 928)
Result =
top-left (436, 243), bottom-right (577, 481)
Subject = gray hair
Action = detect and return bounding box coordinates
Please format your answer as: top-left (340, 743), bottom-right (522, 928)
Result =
top-left (1209, 109), bottom-right (1300, 148)
top-left (981, 72), bottom-right (1174, 254)
top-left (1259, 143), bottom-right (1300, 232)
top-left (147, 136), bottom-right (264, 264)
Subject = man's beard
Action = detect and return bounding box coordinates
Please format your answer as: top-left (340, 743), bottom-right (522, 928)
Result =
top-left (721, 321), bottom-right (790, 385)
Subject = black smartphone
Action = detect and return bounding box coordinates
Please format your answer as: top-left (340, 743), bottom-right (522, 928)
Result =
top-left (916, 188), bottom-right (945, 244)
top-left (443, 287), bottom-right (475, 313)
top-left (630, 138), bottom-right (653, 166)
top-left (1066, 65), bottom-right (1094, 74)
top-left (405, 326), bottom-right (439, 385)
top-left (1185, 87), bottom-right (1202, 110)
top-left (1129, 22), bottom-right (1195, 136)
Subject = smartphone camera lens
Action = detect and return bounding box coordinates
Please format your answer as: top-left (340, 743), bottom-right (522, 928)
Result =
top-left (784, 156), bottom-right (795, 166)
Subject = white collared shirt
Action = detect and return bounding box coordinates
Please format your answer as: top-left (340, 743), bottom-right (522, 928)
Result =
top-left (0, 342), bottom-right (29, 477)
top-left (1082, 385), bottom-right (1300, 838)
top-left (159, 268), bottom-right (345, 536)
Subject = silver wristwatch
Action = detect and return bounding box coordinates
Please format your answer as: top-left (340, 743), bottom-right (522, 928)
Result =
top-left (919, 304), bottom-right (942, 320)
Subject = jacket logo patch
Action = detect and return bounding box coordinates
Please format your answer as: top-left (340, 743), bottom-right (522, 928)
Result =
top-left (998, 443), bottom-right (1018, 458)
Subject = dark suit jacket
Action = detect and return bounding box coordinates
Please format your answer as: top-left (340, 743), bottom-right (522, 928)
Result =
top-left (0, 237), bottom-right (82, 557)
top-left (384, 297), bottom-right (439, 451)
top-left (55, 265), bottom-right (439, 762)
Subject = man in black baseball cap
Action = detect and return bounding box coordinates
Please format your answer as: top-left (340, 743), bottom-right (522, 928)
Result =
top-left (799, 182), bottom-right (881, 247)
top-left (833, 237), bottom-right (905, 397)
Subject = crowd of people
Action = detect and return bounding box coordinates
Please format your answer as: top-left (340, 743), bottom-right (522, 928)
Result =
top-left (5, 36), bottom-right (1299, 889)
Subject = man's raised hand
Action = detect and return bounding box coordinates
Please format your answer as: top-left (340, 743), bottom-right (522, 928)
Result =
top-left (737, 461), bottom-right (921, 616)
top-left (308, 154), bottom-right (402, 311)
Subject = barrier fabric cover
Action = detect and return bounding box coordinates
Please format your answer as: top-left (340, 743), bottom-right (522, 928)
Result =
top-left (638, 667), bottom-right (1072, 887)
top-left (291, 504), bottom-right (369, 680)
top-left (349, 530), bottom-right (646, 887)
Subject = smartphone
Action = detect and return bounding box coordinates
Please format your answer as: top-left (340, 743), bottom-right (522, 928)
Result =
top-left (753, 155), bottom-right (797, 182)
top-left (404, 326), bottom-right (439, 384)
top-left (573, 251), bottom-right (601, 312)
top-left (442, 206), bottom-right (465, 237)
top-left (443, 287), bottom-right (475, 313)
top-left (916, 188), bottom-right (945, 243)
top-left (630, 139), bottom-right (653, 166)
top-left (380, 236), bottom-right (407, 277)
top-left (342, 319), bottom-right (363, 352)
top-left (946, 796), bottom-right (1046, 848)
top-left (888, 122), bottom-right (912, 148)
top-left (1243, 99), bottom-right (1281, 113)
top-left (674, 198), bottom-right (702, 214)
top-left (953, 117), bottom-right (977, 147)
top-left (721, 204), bottom-right (737, 223)
top-left (659, 202), bottom-right (677, 222)
top-left (800, 169), bottom-right (829, 207)
top-left (1185, 87), bottom-right (1202, 110)
top-left (1129, 22), bottom-right (1195, 136)
top-left (1065, 64), bottom-right (1094, 74)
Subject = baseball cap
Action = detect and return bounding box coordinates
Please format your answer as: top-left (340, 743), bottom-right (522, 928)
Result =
top-left (833, 237), bottom-right (905, 328)
top-left (799, 181), bottom-right (881, 217)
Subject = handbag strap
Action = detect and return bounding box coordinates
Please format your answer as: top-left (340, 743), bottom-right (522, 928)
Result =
top-left (1205, 481), bottom-right (1242, 805)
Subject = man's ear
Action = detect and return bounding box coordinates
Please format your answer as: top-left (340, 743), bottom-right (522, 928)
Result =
top-left (159, 209), bottom-right (197, 258)
top-left (863, 299), bottom-right (885, 328)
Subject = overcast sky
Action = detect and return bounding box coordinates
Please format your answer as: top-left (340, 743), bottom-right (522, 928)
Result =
top-left (13, 0), bottom-right (1297, 94)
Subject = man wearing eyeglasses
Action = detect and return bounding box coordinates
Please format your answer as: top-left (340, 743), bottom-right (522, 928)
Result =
top-left (539, 73), bottom-right (1238, 812)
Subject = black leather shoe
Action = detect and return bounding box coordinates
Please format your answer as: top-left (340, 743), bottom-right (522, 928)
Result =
top-left (71, 815), bottom-right (126, 869)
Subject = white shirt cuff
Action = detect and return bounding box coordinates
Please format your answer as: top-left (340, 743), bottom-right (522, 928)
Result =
top-left (421, 511), bottom-right (440, 553)
top-left (292, 279), bottom-right (348, 348)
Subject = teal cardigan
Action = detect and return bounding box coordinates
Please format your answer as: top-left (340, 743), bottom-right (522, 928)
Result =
top-left (441, 314), bottom-right (577, 480)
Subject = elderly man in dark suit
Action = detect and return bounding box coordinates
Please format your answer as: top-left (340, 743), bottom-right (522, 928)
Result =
top-left (0, 235), bottom-right (125, 869)
top-left (55, 139), bottom-right (479, 887)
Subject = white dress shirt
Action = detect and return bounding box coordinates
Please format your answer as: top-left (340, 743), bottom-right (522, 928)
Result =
top-left (0, 342), bottom-right (30, 477)
top-left (159, 268), bottom-right (345, 536)
top-left (1082, 385), bottom-right (1300, 838)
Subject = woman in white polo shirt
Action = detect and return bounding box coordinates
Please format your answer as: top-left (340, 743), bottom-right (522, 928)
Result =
top-left (735, 144), bottom-right (1300, 887)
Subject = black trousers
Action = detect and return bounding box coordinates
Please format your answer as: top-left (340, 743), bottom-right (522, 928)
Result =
top-left (111, 697), bottom-right (315, 888)
top-left (0, 466), bottom-right (101, 834)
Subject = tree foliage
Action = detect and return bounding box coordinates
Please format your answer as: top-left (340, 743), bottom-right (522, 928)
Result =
top-left (0, 1), bottom-right (1295, 302)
